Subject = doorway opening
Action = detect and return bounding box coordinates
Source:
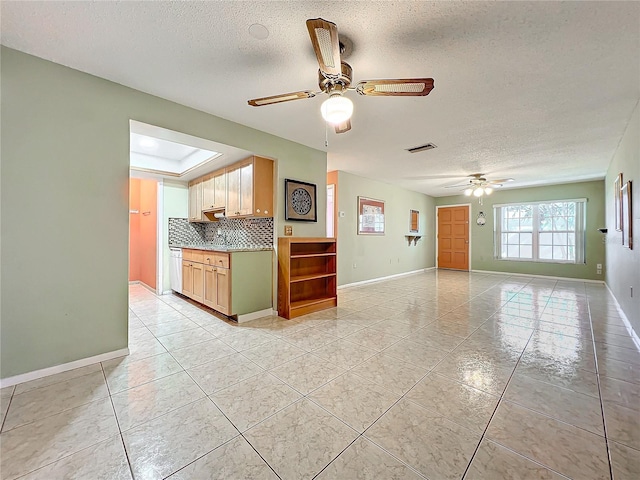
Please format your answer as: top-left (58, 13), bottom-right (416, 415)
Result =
top-left (128, 120), bottom-right (253, 295)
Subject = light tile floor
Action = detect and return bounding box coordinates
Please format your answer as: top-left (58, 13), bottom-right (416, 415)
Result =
top-left (1, 270), bottom-right (639, 479)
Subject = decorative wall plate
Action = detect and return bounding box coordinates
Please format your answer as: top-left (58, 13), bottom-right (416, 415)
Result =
top-left (285, 179), bottom-right (317, 222)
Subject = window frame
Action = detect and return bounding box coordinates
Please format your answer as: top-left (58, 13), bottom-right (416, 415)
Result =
top-left (494, 199), bottom-right (586, 265)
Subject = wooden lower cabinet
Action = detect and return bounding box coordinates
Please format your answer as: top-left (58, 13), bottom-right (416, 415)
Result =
top-left (191, 262), bottom-right (204, 303)
top-left (203, 266), bottom-right (216, 308)
top-left (181, 248), bottom-right (271, 320)
top-left (182, 260), bottom-right (194, 297)
top-left (203, 265), bottom-right (231, 315)
top-left (182, 259), bottom-right (204, 301)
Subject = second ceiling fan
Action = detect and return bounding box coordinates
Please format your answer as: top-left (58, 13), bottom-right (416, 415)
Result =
top-left (248, 18), bottom-right (435, 134)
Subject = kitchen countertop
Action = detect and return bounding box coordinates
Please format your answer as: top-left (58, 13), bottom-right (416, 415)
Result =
top-left (169, 244), bottom-right (273, 252)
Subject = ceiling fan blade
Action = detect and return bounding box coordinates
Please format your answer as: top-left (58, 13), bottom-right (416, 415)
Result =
top-left (248, 91), bottom-right (316, 107)
top-left (486, 178), bottom-right (514, 185)
top-left (444, 183), bottom-right (472, 189)
top-left (356, 78), bottom-right (434, 97)
top-left (306, 18), bottom-right (342, 77)
top-left (334, 119), bottom-right (351, 134)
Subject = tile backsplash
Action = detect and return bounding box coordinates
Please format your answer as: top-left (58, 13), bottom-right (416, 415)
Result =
top-left (169, 217), bottom-right (273, 248)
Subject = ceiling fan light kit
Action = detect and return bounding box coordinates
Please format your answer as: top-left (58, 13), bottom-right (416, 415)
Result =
top-left (247, 18), bottom-right (434, 134)
top-left (321, 93), bottom-right (353, 124)
top-left (454, 174), bottom-right (513, 198)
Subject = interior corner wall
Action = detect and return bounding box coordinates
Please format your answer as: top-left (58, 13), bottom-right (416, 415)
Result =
top-left (161, 181), bottom-right (188, 293)
top-left (605, 101), bottom-right (639, 331)
top-left (336, 171), bottom-right (436, 286)
top-left (435, 181), bottom-right (606, 281)
top-left (0, 46), bottom-right (326, 379)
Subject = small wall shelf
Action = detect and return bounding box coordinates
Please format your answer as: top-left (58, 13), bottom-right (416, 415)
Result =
top-left (405, 234), bottom-right (423, 246)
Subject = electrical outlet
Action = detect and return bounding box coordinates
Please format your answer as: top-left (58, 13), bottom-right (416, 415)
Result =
top-left (284, 225), bottom-right (293, 236)
top-left (597, 264), bottom-right (602, 269)
top-left (352, 263), bottom-right (357, 269)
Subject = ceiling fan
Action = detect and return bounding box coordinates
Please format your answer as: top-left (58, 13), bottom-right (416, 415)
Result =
top-left (247, 18), bottom-right (435, 134)
top-left (445, 173), bottom-right (514, 197)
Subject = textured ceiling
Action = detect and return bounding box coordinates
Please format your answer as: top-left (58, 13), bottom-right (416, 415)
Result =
top-left (2, 1), bottom-right (639, 196)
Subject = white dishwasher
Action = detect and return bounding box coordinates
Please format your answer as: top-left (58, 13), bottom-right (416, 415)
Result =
top-left (169, 248), bottom-right (183, 293)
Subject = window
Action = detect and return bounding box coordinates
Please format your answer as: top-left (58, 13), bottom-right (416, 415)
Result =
top-left (494, 200), bottom-right (586, 264)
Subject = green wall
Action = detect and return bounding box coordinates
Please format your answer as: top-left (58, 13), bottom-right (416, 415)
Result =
top-left (0, 47), bottom-right (326, 379)
top-left (337, 171), bottom-right (436, 286)
top-left (605, 101), bottom-right (639, 331)
top-left (435, 180), bottom-right (606, 280)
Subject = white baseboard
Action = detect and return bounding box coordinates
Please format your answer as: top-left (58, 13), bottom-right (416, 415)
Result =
top-left (237, 308), bottom-right (274, 323)
top-left (605, 283), bottom-right (640, 350)
top-left (161, 290), bottom-right (173, 295)
top-left (471, 269), bottom-right (605, 284)
top-left (338, 267), bottom-right (436, 290)
top-left (129, 281), bottom-right (158, 294)
top-left (0, 348), bottom-right (130, 388)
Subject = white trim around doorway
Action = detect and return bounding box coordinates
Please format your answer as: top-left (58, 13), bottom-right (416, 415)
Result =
top-left (435, 204), bottom-right (472, 271)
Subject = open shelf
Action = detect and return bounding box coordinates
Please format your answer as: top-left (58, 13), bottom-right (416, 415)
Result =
top-left (290, 295), bottom-right (337, 310)
top-left (278, 237), bottom-right (337, 319)
top-left (290, 272), bottom-right (337, 283)
top-left (290, 252), bottom-right (337, 259)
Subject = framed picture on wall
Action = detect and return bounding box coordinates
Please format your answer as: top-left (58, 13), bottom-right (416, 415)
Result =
top-left (410, 210), bottom-right (419, 233)
top-left (358, 196), bottom-right (385, 235)
top-left (621, 180), bottom-right (633, 249)
top-left (615, 173), bottom-right (623, 231)
top-left (284, 179), bottom-right (317, 222)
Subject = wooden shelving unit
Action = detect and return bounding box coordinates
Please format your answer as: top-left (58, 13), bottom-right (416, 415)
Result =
top-left (278, 237), bottom-right (337, 319)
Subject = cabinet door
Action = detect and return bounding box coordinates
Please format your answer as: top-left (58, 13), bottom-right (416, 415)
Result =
top-left (213, 170), bottom-right (226, 209)
top-left (203, 265), bottom-right (216, 308)
top-left (188, 181), bottom-right (202, 222)
top-left (202, 175), bottom-right (216, 210)
top-left (182, 261), bottom-right (193, 298)
top-left (192, 262), bottom-right (204, 303)
top-left (214, 267), bottom-right (231, 315)
top-left (226, 167), bottom-right (240, 216)
top-left (239, 163), bottom-right (254, 216)
top-left (253, 156), bottom-right (274, 217)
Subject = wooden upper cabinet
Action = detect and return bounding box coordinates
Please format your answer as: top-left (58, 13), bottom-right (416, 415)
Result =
top-left (188, 156), bottom-right (273, 222)
top-left (202, 169), bottom-right (226, 211)
top-left (226, 156), bottom-right (273, 218)
top-left (226, 164), bottom-right (241, 217)
top-left (188, 179), bottom-right (203, 222)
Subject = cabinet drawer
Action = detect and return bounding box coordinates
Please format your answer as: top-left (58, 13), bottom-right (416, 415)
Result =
top-left (184, 249), bottom-right (205, 263)
top-left (203, 253), bottom-right (229, 269)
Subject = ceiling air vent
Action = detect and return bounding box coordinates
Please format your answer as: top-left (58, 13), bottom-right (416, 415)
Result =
top-left (406, 143), bottom-right (437, 154)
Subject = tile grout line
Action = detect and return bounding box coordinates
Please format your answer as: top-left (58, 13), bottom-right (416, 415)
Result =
top-left (0, 387), bottom-right (15, 433)
top-left (586, 294), bottom-right (615, 480)
top-left (99, 362), bottom-right (137, 480)
top-left (458, 278), bottom-right (554, 479)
